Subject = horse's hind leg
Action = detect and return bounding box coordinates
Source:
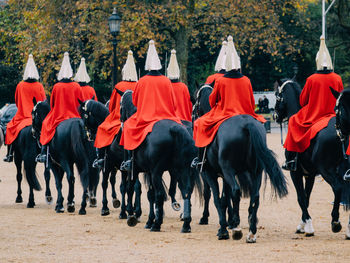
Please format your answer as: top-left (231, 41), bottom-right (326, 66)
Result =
top-left (119, 171), bottom-right (128, 219)
top-left (52, 165), bottom-right (65, 213)
top-left (44, 166), bottom-right (53, 204)
top-left (346, 215), bottom-right (350, 240)
top-left (14, 152), bottom-right (23, 203)
top-left (101, 167), bottom-right (111, 216)
top-left (246, 173), bottom-right (262, 243)
top-left (199, 181), bottom-right (211, 225)
top-left (291, 171), bottom-right (314, 236)
top-left (145, 185), bottom-right (155, 229)
top-left (110, 168), bottom-right (120, 209)
top-left (150, 171), bottom-right (167, 232)
top-left (169, 174), bottom-right (180, 211)
top-left (134, 177), bottom-right (142, 219)
top-left (230, 187), bottom-right (242, 240)
top-left (65, 164), bottom-right (76, 213)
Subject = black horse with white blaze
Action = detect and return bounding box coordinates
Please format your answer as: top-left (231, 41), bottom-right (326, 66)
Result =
top-left (194, 84), bottom-right (288, 242)
top-left (275, 79), bottom-right (350, 237)
top-left (120, 90), bottom-right (202, 233)
top-left (32, 100), bottom-right (98, 214)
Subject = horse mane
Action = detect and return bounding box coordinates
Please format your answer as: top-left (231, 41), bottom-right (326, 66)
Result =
top-left (120, 91), bottom-right (136, 122)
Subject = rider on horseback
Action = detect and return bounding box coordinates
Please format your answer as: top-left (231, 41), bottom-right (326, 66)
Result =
top-left (120, 40), bottom-right (181, 171)
top-left (36, 52), bottom-right (84, 163)
top-left (167, 49), bottom-right (193, 122)
top-left (282, 36), bottom-right (344, 171)
top-left (192, 36), bottom-right (266, 168)
top-left (93, 50), bottom-right (138, 169)
top-left (75, 58), bottom-right (98, 101)
top-left (205, 40), bottom-right (227, 85)
top-left (4, 54), bottom-right (46, 162)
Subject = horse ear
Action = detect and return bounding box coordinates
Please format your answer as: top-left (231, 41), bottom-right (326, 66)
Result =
top-left (115, 88), bottom-right (124, 96)
top-left (91, 95), bottom-right (95, 101)
top-left (210, 80), bottom-right (215, 87)
top-left (78, 98), bottom-right (84, 105)
top-left (33, 97), bottom-right (37, 106)
top-left (329, 86), bottom-right (340, 100)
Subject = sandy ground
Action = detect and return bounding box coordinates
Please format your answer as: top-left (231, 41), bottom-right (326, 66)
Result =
top-left (0, 132), bottom-right (349, 263)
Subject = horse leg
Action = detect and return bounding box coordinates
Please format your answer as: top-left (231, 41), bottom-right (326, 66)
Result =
top-left (110, 168), bottom-right (120, 208)
top-left (44, 166), bottom-right (53, 204)
top-left (133, 177), bottom-right (142, 219)
top-left (202, 170), bottom-right (229, 240)
top-left (126, 173), bottom-right (138, 226)
top-left (246, 173), bottom-right (262, 243)
top-left (145, 185), bottom-right (155, 229)
top-left (14, 153), bottom-right (23, 203)
top-left (66, 164), bottom-right (76, 213)
top-left (330, 184), bottom-right (342, 233)
top-left (169, 173), bottom-right (180, 212)
top-left (119, 171), bottom-right (128, 219)
top-left (199, 181), bottom-right (211, 225)
top-left (23, 159), bottom-right (36, 208)
top-left (101, 167), bottom-right (111, 216)
top-left (150, 171), bottom-right (166, 232)
top-left (346, 215), bottom-right (350, 240)
top-left (304, 175), bottom-right (315, 208)
top-left (230, 187), bottom-right (242, 240)
top-left (52, 165), bottom-right (65, 213)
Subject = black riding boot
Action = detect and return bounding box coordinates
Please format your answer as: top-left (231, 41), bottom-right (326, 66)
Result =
top-left (191, 147), bottom-right (205, 170)
top-left (282, 150), bottom-right (297, 171)
top-left (120, 150), bottom-right (132, 172)
top-left (3, 144), bottom-right (13, 162)
top-left (35, 145), bottom-right (48, 163)
top-left (92, 148), bottom-right (105, 169)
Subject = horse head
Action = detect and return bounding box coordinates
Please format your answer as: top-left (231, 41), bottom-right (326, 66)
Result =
top-left (32, 99), bottom-right (50, 139)
top-left (120, 90), bottom-right (136, 123)
top-left (332, 87), bottom-right (350, 137)
top-left (192, 84), bottom-right (213, 122)
top-left (78, 99), bottom-right (109, 139)
top-left (274, 78), bottom-right (301, 123)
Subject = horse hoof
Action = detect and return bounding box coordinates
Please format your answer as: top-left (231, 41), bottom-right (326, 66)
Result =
top-left (217, 231), bottom-right (229, 240)
top-left (171, 202), bottom-right (181, 211)
top-left (145, 221), bottom-right (153, 229)
top-left (199, 217), bottom-right (208, 225)
top-left (246, 232), bottom-right (257, 243)
top-left (101, 209), bottom-right (110, 216)
top-left (27, 202), bottom-right (35, 208)
top-left (67, 203), bottom-right (75, 213)
top-left (150, 224), bottom-right (161, 232)
top-left (89, 197), bottom-right (97, 207)
top-left (56, 207), bottom-right (64, 213)
top-left (305, 232), bottom-right (314, 237)
top-left (331, 221), bottom-right (342, 233)
top-left (46, 196), bottom-right (53, 205)
top-left (119, 213), bottom-right (127, 219)
top-left (112, 199), bottom-right (121, 209)
top-left (295, 229), bottom-right (305, 234)
top-left (227, 224), bottom-right (234, 230)
top-left (232, 228), bottom-right (243, 240)
top-left (15, 196), bottom-right (23, 203)
top-left (181, 226), bottom-right (191, 233)
top-left (79, 209), bottom-right (86, 215)
top-left (127, 215), bottom-right (138, 227)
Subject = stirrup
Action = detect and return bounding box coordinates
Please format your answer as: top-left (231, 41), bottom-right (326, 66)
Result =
top-left (3, 154), bottom-right (13, 162)
top-left (35, 154), bottom-right (47, 163)
top-left (92, 158), bottom-right (104, 169)
top-left (343, 169), bottom-right (350, 182)
top-left (282, 159), bottom-right (297, 172)
top-left (190, 157), bottom-right (203, 169)
top-left (120, 159), bottom-right (132, 172)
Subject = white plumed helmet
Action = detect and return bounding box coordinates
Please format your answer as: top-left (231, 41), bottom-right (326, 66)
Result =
top-left (316, 36), bottom-right (333, 71)
top-left (57, 52), bottom-right (73, 81)
top-left (144, 40), bottom-right (162, 71)
top-left (23, 54), bottom-right (40, 81)
top-left (74, 58), bottom-right (91, 83)
top-left (167, 49), bottom-right (180, 80)
top-left (225, 36), bottom-right (241, 71)
top-left (214, 41), bottom-right (227, 72)
top-left (122, 50), bottom-right (138, 81)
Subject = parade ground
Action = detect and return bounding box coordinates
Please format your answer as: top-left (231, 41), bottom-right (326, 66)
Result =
top-left (0, 132), bottom-right (349, 263)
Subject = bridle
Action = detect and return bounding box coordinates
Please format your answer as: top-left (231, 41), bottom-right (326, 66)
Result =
top-left (192, 84), bottom-right (213, 121)
top-left (80, 100), bottom-right (96, 141)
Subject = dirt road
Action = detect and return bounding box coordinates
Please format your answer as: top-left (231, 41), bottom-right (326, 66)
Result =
top-left (0, 133), bottom-right (349, 262)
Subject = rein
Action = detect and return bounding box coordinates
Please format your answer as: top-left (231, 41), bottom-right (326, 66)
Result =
top-left (334, 93), bottom-right (348, 160)
top-left (80, 100), bottom-right (95, 142)
top-left (193, 85), bottom-right (213, 120)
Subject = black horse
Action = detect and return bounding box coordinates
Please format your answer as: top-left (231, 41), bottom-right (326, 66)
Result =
top-left (120, 90), bottom-right (202, 233)
top-left (9, 125), bottom-right (52, 207)
top-left (78, 99), bottom-right (142, 219)
top-left (193, 84), bottom-right (288, 242)
top-left (275, 79), bottom-right (350, 237)
top-left (32, 100), bottom-right (98, 214)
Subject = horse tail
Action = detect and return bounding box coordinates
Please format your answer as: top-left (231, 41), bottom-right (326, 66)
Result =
top-left (246, 122), bottom-right (288, 198)
top-left (169, 124), bottom-right (203, 202)
top-left (71, 120), bottom-right (89, 189)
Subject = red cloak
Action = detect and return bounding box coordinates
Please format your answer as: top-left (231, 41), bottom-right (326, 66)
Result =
top-left (171, 81), bottom-right (193, 122)
top-left (5, 81), bottom-right (46, 145)
top-left (40, 81), bottom-right (83, 145)
top-left (194, 74), bottom-right (266, 148)
top-left (120, 74), bottom-right (181, 150)
top-left (205, 72), bottom-right (224, 85)
top-left (81, 84), bottom-right (98, 101)
top-left (284, 72), bottom-right (343, 152)
top-left (94, 81), bottom-right (137, 148)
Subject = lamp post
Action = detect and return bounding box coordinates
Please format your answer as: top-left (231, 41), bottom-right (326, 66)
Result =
top-left (108, 7), bottom-right (121, 87)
